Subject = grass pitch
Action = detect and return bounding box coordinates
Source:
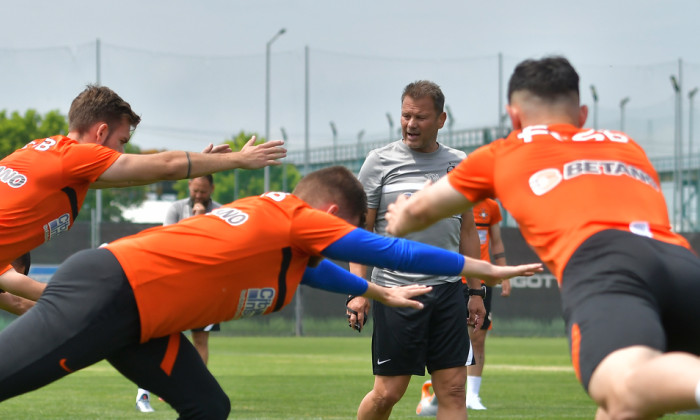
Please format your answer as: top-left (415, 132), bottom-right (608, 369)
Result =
top-left (0, 336), bottom-right (697, 419)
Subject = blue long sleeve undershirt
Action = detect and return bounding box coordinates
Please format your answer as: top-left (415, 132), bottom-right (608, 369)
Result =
top-left (300, 228), bottom-right (465, 296)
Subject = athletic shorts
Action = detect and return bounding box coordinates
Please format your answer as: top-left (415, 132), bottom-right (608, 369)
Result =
top-left (561, 229), bottom-right (700, 392)
top-left (192, 323), bottom-right (220, 333)
top-left (463, 283), bottom-right (492, 330)
top-left (371, 281), bottom-right (468, 376)
top-left (0, 248), bottom-right (230, 418)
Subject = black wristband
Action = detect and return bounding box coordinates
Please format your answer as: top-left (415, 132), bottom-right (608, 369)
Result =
top-left (468, 285), bottom-right (487, 298)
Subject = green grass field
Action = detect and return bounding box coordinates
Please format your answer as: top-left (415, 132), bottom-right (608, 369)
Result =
top-left (0, 336), bottom-right (697, 419)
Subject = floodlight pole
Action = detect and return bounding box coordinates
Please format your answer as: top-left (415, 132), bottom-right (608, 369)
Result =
top-left (590, 85), bottom-right (598, 130)
top-left (619, 97), bottom-right (630, 131)
top-left (330, 121), bottom-right (338, 164)
top-left (264, 28), bottom-right (286, 192)
top-left (280, 127), bottom-right (289, 192)
top-left (671, 74), bottom-right (682, 230)
top-left (386, 112), bottom-right (394, 141)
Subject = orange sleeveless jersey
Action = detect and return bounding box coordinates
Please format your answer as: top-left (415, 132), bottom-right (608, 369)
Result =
top-left (448, 124), bottom-right (689, 282)
top-left (0, 136), bottom-right (121, 268)
top-left (473, 198), bottom-right (502, 262)
top-left (105, 193), bottom-right (356, 342)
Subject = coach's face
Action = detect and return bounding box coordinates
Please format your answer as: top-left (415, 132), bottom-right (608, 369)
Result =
top-left (401, 95), bottom-right (446, 153)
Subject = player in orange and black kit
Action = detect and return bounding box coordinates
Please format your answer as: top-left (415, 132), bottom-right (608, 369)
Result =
top-left (0, 166), bottom-right (542, 419)
top-left (0, 85), bottom-right (286, 308)
top-left (387, 56), bottom-right (700, 419)
top-left (465, 198), bottom-right (509, 410)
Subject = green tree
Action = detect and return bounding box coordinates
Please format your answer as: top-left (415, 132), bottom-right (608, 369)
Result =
top-left (173, 131), bottom-right (302, 203)
top-left (0, 109), bottom-right (68, 158)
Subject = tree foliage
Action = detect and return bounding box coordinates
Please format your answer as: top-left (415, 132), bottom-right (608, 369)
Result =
top-left (0, 109), bottom-right (68, 159)
top-left (173, 131), bottom-right (302, 204)
top-left (0, 108), bottom-right (147, 222)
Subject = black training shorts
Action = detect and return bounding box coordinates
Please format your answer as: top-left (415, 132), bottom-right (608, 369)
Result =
top-left (561, 229), bottom-right (700, 392)
top-left (371, 281), bottom-right (468, 376)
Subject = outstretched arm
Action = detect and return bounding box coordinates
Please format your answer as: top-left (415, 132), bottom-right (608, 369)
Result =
top-left (93, 136), bottom-right (286, 188)
top-left (386, 176), bottom-right (471, 237)
top-left (322, 228), bottom-right (542, 287)
top-left (301, 260), bottom-right (430, 310)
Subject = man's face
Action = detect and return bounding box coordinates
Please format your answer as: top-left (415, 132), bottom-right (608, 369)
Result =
top-left (188, 177), bottom-right (214, 205)
top-left (401, 95), bottom-right (446, 153)
top-left (100, 117), bottom-right (133, 153)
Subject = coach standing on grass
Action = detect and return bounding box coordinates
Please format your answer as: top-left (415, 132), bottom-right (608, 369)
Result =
top-left (0, 84), bottom-right (286, 310)
top-left (347, 80), bottom-right (482, 420)
top-left (386, 56), bottom-right (700, 419)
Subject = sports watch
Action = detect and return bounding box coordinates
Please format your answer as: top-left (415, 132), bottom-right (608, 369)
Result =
top-left (468, 285), bottom-right (487, 298)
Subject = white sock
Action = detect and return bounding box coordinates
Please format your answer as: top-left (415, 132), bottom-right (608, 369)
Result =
top-left (137, 388), bottom-right (150, 400)
top-left (695, 380), bottom-right (700, 407)
top-left (467, 376), bottom-right (482, 397)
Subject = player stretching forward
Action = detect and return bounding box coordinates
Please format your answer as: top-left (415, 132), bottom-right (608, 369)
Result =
top-left (0, 166), bottom-right (541, 419)
top-left (387, 56), bottom-right (700, 419)
top-left (0, 84), bottom-right (285, 308)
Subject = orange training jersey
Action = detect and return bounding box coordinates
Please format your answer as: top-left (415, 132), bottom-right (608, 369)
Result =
top-left (448, 124), bottom-right (689, 282)
top-left (105, 193), bottom-right (356, 342)
top-left (473, 198), bottom-right (502, 262)
top-left (0, 136), bottom-right (121, 268)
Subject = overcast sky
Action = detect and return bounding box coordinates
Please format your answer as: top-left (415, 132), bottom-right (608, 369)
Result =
top-left (2, 0), bottom-right (699, 157)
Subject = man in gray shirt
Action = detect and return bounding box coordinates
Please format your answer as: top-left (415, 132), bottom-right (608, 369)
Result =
top-left (347, 80), bottom-right (483, 419)
top-left (136, 174), bottom-right (221, 413)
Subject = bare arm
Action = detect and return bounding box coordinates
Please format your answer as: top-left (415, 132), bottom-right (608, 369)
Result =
top-left (0, 292), bottom-right (35, 315)
top-left (459, 210), bottom-right (486, 328)
top-left (489, 224), bottom-right (511, 296)
top-left (346, 208), bottom-right (377, 331)
top-left (0, 268), bottom-right (46, 301)
top-left (386, 176), bottom-right (472, 237)
top-left (361, 283), bottom-right (431, 310)
top-left (93, 137), bottom-right (286, 188)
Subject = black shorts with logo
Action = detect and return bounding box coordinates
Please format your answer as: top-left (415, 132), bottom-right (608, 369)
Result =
top-left (371, 281), bottom-right (468, 376)
top-left (561, 229), bottom-right (700, 392)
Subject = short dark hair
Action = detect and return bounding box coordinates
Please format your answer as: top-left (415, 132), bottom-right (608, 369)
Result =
top-left (192, 174), bottom-right (214, 184)
top-left (401, 80), bottom-right (445, 114)
top-left (508, 56), bottom-right (580, 103)
top-left (68, 85), bottom-right (141, 134)
top-left (293, 166), bottom-right (367, 228)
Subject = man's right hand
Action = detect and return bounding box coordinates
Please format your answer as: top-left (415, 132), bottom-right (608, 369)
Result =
top-left (237, 136), bottom-right (286, 169)
top-left (346, 296), bottom-right (371, 332)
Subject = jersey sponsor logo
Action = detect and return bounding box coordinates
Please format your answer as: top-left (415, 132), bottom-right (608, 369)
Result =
top-left (43, 213), bottom-right (71, 242)
top-left (234, 287), bottom-right (276, 318)
top-left (529, 168), bottom-right (562, 196)
top-left (563, 160), bottom-right (659, 190)
top-left (0, 166), bottom-right (28, 188)
top-left (211, 207), bottom-right (249, 226)
top-left (529, 160), bottom-right (658, 196)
